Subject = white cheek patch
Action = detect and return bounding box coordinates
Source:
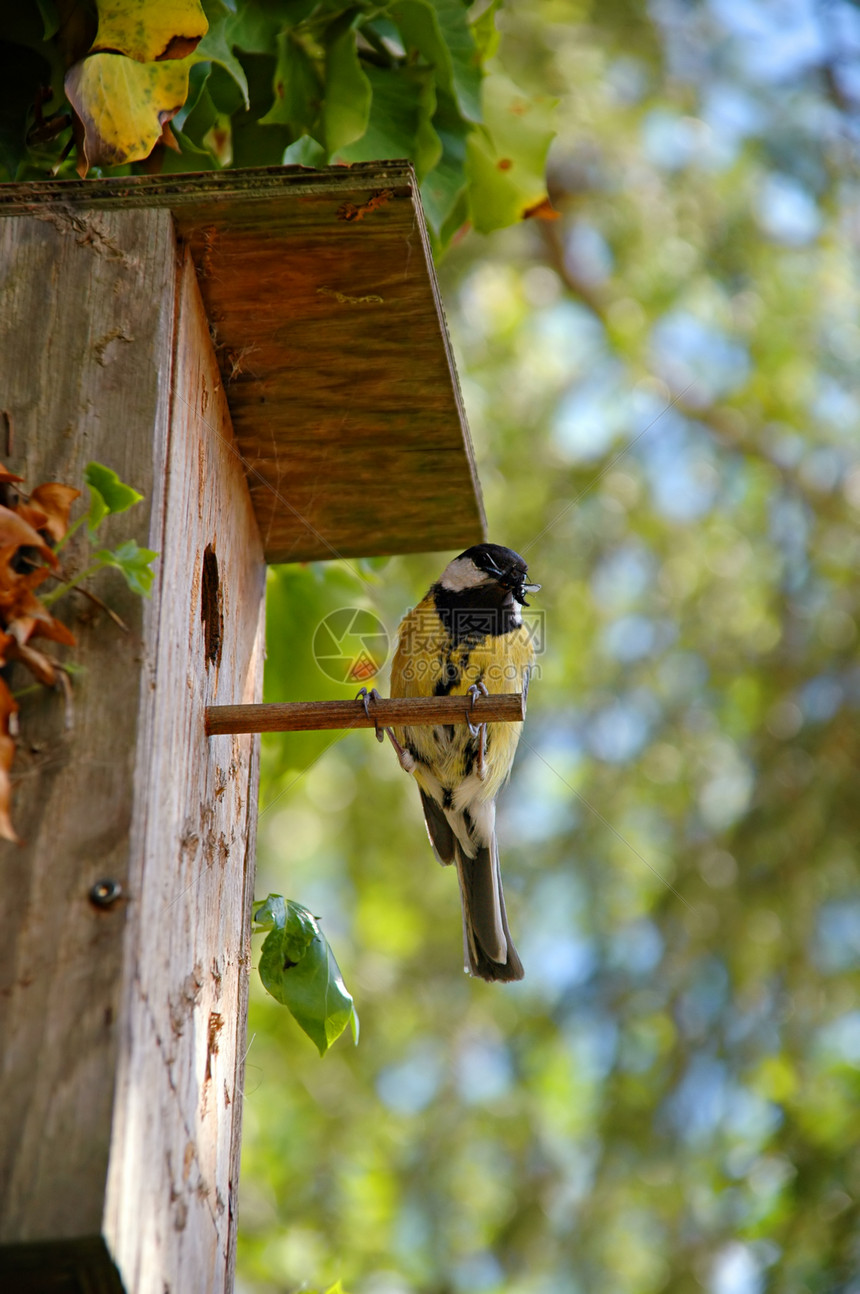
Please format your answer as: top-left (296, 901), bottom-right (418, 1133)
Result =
top-left (440, 556), bottom-right (492, 591)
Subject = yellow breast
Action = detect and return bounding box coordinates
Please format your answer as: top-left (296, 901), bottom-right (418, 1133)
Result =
top-left (389, 594), bottom-right (534, 801)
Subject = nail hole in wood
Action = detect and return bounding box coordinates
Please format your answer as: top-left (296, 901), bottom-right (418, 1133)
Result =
top-left (201, 544), bottom-right (223, 668)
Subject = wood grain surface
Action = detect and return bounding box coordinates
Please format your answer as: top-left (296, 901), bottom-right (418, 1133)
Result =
top-left (0, 165), bottom-right (486, 563)
top-left (0, 207), bottom-right (176, 1252)
top-left (0, 210), bottom-right (265, 1294)
top-left (103, 247), bottom-right (265, 1293)
top-left (206, 692), bottom-right (527, 735)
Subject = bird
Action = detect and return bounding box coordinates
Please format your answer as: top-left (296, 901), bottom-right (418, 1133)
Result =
top-left (386, 542), bottom-right (540, 982)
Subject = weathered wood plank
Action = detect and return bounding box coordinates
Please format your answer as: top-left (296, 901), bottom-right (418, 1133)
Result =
top-left (0, 212), bottom-right (265, 1293)
top-left (0, 165), bottom-right (486, 563)
top-left (0, 207), bottom-right (176, 1249)
top-left (103, 247), bottom-right (265, 1292)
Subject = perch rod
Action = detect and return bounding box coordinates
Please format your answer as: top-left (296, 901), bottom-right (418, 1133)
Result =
top-left (205, 692), bottom-right (526, 736)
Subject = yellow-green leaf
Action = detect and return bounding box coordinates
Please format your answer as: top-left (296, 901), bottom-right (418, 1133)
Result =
top-left (465, 73), bottom-right (556, 233)
top-left (92, 0), bottom-right (208, 63)
top-left (66, 51), bottom-right (191, 173)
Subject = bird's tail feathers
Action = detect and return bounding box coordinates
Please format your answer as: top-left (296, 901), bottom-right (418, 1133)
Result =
top-left (454, 834), bottom-right (524, 983)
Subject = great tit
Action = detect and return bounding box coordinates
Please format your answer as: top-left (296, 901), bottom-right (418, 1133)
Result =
top-left (389, 543), bottom-right (540, 982)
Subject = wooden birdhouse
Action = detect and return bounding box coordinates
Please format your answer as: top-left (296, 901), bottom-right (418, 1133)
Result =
top-left (0, 165), bottom-right (485, 1293)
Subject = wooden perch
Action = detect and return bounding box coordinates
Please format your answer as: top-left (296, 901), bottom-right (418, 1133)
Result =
top-left (205, 692), bottom-right (527, 736)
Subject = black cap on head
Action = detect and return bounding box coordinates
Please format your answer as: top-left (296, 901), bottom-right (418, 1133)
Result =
top-left (457, 543), bottom-right (527, 576)
top-left (456, 543), bottom-right (540, 606)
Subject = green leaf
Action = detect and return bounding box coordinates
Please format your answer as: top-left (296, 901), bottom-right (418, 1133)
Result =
top-left (322, 14), bottom-right (372, 153)
top-left (438, 184), bottom-right (469, 250)
top-left (414, 71), bottom-right (442, 178)
top-left (94, 539), bottom-right (158, 597)
top-left (283, 133), bottom-right (327, 165)
top-left (229, 51), bottom-right (294, 166)
top-left (0, 39), bottom-right (56, 181)
top-left (260, 30), bottom-right (322, 132)
top-left (419, 87), bottom-right (470, 236)
top-left (390, 0), bottom-right (482, 124)
top-left (161, 130), bottom-right (220, 169)
top-left (465, 72), bottom-right (556, 234)
top-left (194, 0), bottom-right (250, 108)
top-left (35, 0), bottom-right (60, 41)
top-left (172, 65), bottom-right (223, 157)
top-left (224, 0), bottom-right (286, 56)
top-left (175, 57), bottom-right (215, 125)
top-left (254, 896), bottom-right (359, 1056)
top-left (253, 893), bottom-right (317, 963)
top-left (252, 892), bottom-right (287, 932)
top-left (172, 74), bottom-right (221, 156)
top-left (336, 64), bottom-right (440, 178)
top-left (205, 59), bottom-right (249, 117)
top-left (84, 462), bottom-right (144, 531)
top-left (470, 0), bottom-right (502, 61)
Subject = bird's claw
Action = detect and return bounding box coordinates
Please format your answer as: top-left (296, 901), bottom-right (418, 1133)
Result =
top-left (466, 681), bottom-right (488, 737)
top-left (466, 682), bottom-right (488, 779)
top-left (355, 686), bottom-right (416, 773)
top-left (356, 686), bottom-right (385, 742)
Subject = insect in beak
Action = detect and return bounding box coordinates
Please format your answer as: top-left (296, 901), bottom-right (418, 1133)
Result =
top-left (514, 579), bottom-right (540, 607)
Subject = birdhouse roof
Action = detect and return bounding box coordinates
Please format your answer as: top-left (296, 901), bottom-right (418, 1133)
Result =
top-left (0, 163), bottom-right (485, 563)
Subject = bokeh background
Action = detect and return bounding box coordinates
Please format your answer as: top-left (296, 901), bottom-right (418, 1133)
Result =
top-left (237, 1), bottom-right (860, 1291)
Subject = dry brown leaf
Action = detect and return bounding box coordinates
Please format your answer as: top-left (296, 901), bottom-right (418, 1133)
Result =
top-left (0, 467), bottom-right (87, 844)
top-left (20, 564), bottom-right (51, 592)
top-left (30, 484), bottom-right (82, 544)
top-left (27, 611), bottom-right (77, 648)
top-left (0, 506), bottom-right (57, 568)
top-left (522, 196), bottom-right (560, 221)
top-left (6, 639), bottom-right (59, 687)
top-left (5, 615), bottom-right (35, 645)
top-left (158, 118), bottom-right (181, 152)
top-left (0, 673), bottom-right (18, 727)
top-left (0, 570), bottom-right (57, 629)
top-left (14, 502), bottom-right (50, 534)
top-left (0, 734), bottom-right (19, 843)
top-left (7, 596), bottom-right (76, 648)
top-left (0, 678), bottom-right (19, 842)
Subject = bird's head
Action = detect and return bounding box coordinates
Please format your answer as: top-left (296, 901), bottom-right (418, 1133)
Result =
top-left (439, 543), bottom-right (541, 608)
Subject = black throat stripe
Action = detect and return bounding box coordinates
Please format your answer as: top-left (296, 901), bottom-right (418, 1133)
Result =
top-left (431, 583), bottom-right (521, 646)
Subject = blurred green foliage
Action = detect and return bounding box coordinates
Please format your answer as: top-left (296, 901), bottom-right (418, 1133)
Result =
top-left (239, 1), bottom-right (860, 1292)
